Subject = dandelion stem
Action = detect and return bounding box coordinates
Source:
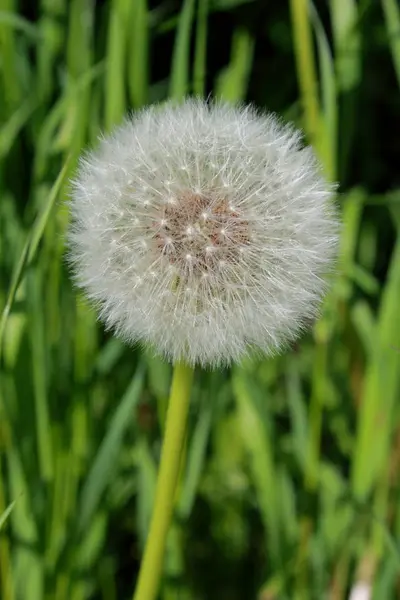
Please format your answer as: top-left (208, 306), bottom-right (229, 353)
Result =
top-left (133, 361), bottom-right (194, 600)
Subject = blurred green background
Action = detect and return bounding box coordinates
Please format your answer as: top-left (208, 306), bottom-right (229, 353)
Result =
top-left (1, 0), bottom-right (400, 599)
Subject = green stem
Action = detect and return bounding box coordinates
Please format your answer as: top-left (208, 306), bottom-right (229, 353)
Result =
top-left (133, 361), bottom-right (194, 600)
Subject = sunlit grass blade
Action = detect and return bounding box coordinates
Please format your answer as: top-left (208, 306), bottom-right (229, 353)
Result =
top-left (330, 0), bottom-right (361, 93)
top-left (215, 27), bottom-right (254, 102)
top-left (104, 0), bottom-right (131, 129)
top-left (65, 0), bottom-right (94, 154)
top-left (351, 234), bottom-right (400, 500)
top-left (0, 500), bottom-right (15, 530)
top-left (169, 0), bottom-right (196, 99)
top-left (290, 0), bottom-right (322, 148)
top-left (128, 0), bottom-right (149, 109)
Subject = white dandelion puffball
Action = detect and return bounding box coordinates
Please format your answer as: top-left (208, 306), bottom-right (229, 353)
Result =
top-left (68, 99), bottom-right (339, 367)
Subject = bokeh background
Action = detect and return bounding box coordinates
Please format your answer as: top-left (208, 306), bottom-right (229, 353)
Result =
top-left (1, 0), bottom-right (400, 599)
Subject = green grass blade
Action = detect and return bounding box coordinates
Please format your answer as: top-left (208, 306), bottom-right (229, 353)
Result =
top-left (0, 158), bottom-right (70, 360)
top-left (193, 0), bottom-right (209, 97)
top-left (310, 2), bottom-right (337, 179)
top-left (104, 0), bottom-right (131, 129)
top-left (0, 0), bottom-right (21, 113)
top-left (0, 95), bottom-right (38, 159)
top-left (0, 500), bottom-right (15, 530)
top-left (65, 0), bottom-right (94, 154)
top-left (128, 0), bottom-right (149, 108)
top-left (27, 269), bottom-right (54, 482)
top-left (290, 0), bottom-right (322, 147)
top-left (215, 27), bottom-right (254, 102)
top-left (178, 397), bottom-right (213, 519)
top-left (7, 441), bottom-right (43, 600)
top-left (330, 0), bottom-right (361, 93)
top-left (351, 234), bottom-right (400, 500)
top-left (136, 436), bottom-right (157, 548)
top-left (78, 363), bottom-right (145, 533)
top-left (169, 0), bottom-right (196, 99)
top-left (330, 0), bottom-right (361, 181)
top-left (381, 0), bottom-right (400, 87)
top-left (351, 300), bottom-right (376, 357)
top-left (0, 10), bottom-right (40, 40)
top-left (232, 368), bottom-right (283, 567)
top-left (33, 62), bottom-right (104, 179)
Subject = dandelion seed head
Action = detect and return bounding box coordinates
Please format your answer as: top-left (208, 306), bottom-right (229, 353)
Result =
top-left (67, 99), bottom-right (339, 367)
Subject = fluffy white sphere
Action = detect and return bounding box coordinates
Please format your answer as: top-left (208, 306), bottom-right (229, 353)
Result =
top-left (67, 99), bottom-right (339, 367)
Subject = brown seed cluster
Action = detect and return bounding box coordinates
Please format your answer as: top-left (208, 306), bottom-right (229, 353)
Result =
top-left (152, 191), bottom-right (250, 278)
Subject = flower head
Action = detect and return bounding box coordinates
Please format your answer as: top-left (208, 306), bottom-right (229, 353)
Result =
top-left (67, 99), bottom-right (339, 367)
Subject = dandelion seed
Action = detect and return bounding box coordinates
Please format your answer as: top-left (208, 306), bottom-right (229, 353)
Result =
top-left (349, 582), bottom-right (371, 600)
top-left (67, 99), bottom-right (339, 367)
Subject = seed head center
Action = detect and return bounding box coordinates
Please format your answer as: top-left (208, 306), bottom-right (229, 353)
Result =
top-left (151, 191), bottom-right (250, 277)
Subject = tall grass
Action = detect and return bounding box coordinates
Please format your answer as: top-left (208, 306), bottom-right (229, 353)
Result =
top-left (1, 1), bottom-right (399, 599)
